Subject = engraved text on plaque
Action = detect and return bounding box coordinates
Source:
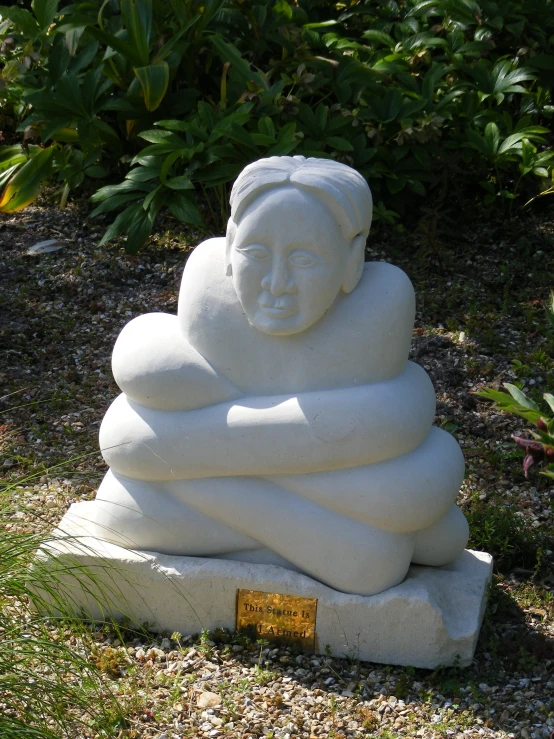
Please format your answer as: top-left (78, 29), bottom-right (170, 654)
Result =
top-left (236, 589), bottom-right (317, 652)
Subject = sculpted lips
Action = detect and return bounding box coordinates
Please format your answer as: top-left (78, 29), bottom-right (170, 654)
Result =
top-left (259, 299), bottom-right (297, 319)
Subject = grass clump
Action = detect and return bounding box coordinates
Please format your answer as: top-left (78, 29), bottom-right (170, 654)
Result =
top-left (0, 485), bottom-right (125, 738)
top-left (466, 499), bottom-right (546, 573)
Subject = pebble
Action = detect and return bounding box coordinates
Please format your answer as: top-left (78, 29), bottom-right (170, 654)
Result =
top-left (197, 691), bottom-right (222, 708)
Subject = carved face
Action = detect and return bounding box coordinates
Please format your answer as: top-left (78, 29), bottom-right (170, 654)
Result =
top-left (229, 187), bottom-right (360, 336)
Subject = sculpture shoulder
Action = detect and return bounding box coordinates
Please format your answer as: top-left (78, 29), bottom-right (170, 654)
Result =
top-left (178, 237), bottom-right (246, 347)
top-left (181, 237), bottom-right (226, 285)
top-left (338, 261), bottom-right (415, 336)
top-left (178, 237), bottom-right (236, 315)
top-left (361, 261), bottom-right (415, 306)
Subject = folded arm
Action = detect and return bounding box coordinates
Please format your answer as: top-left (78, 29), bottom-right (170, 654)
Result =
top-left (100, 361), bottom-right (436, 481)
top-left (112, 312), bottom-right (241, 411)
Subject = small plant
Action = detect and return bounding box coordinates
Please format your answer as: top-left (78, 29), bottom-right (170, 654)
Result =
top-left (253, 664), bottom-right (279, 686)
top-left (93, 645), bottom-right (131, 678)
top-left (475, 383), bottom-right (554, 478)
top-left (198, 626), bottom-right (213, 656)
top-left (356, 706), bottom-right (379, 731)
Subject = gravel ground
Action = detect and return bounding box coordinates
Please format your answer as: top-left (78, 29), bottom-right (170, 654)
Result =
top-left (1, 196), bottom-right (553, 739)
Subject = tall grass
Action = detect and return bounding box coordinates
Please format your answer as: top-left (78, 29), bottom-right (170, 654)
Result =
top-left (0, 483), bottom-right (125, 738)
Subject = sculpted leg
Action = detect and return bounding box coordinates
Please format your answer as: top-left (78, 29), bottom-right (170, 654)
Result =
top-left (82, 470), bottom-right (259, 555)
top-left (166, 476), bottom-right (415, 595)
top-left (269, 427), bottom-right (464, 534)
top-left (412, 504), bottom-right (469, 566)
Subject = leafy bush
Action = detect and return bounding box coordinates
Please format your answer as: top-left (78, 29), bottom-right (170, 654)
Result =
top-left (1, 0), bottom-right (553, 250)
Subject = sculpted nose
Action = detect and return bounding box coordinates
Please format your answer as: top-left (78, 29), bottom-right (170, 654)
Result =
top-left (261, 261), bottom-right (296, 296)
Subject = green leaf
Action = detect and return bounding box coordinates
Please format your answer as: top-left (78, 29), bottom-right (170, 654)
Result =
top-left (165, 176), bottom-right (194, 190)
top-left (258, 116), bottom-right (275, 139)
top-left (303, 20), bottom-right (338, 29)
top-left (84, 165), bottom-right (109, 178)
top-left (0, 164), bottom-right (22, 188)
top-left (0, 148), bottom-right (54, 212)
top-left (98, 203), bottom-right (143, 245)
top-left (0, 146), bottom-right (30, 173)
top-left (121, 0), bottom-right (152, 68)
top-left (142, 185), bottom-right (161, 211)
top-left (134, 62), bottom-right (169, 111)
top-left (251, 133), bottom-right (276, 146)
top-left (409, 179), bottom-right (426, 196)
top-left (32, 0), bottom-right (59, 30)
top-left (89, 192), bottom-right (142, 218)
top-left (504, 383), bottom-right (540, 411)
top-left (69, 41), bottom-right (99, 73)
top-left (42, 118), bottom-right (72, 142)
top-left (65, 26), bottom-right (84, 56)
top-left (0, 6), bottom-right (40, 38)
top-left (168, 192), bottom-right (203, 225)
top-left (139, 129), bottom-right (187, 145)
top-left (540, 464), bottom-right (554, 480)
top-left (326, 136), bottom-right (354, 152)
top-left (90, 180), bottom-right (144, 202)
top-left (466, 129), bottom-right (489, 157)
top-left (498, 132), bottom-right (532, 155)
top-left (273, 0), bottom-right (293, 20)
top-left (87, 27), bottom-right (143, 67)
top-left (209, 35), bottom-right (265, 88)
top-left (131, 143), bottom-right (180, 161)
top-left (225, 124), bottom-right (257, 149)
top-left (484, 122), bottom-right (499, 156)
top-left (126, 166), bottom-right (160, 182)
top-left (474, 387), bottom-right (542, 423)
top-left (125, 207), bottom-right (156, 253)
top-left (543, 393), bottom-right (554, 414)
top-left (55, 73), bottom-right (86, 117)
top-left (152, 15), bottom-right (199, 63)
top-left (154, 119), bottom-right (192, 132)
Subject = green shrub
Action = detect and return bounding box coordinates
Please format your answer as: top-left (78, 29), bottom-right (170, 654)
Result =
top-left (1, 0), bottom-right (553, 249)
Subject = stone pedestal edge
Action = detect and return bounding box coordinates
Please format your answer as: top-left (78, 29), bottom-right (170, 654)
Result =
top-left (38, 503), bottom-right (493, 669)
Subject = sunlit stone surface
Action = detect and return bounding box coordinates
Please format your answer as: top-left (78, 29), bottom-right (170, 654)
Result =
top-left (64, 157), bottom-right (472, 596)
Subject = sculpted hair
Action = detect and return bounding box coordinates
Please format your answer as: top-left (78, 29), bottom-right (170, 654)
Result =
top-left (229, 156), bottom-right (373, 240)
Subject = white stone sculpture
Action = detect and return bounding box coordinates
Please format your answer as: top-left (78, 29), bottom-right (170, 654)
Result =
top-left (82, 156), bottom-right (469, 596)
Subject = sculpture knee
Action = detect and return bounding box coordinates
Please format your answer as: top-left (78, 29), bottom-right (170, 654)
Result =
top-left (87, 470), bottom-right (258, 555)
top-left (412, 504), bottom-right (469, 566)
top-left (324, 528), bottom-right (414, 595)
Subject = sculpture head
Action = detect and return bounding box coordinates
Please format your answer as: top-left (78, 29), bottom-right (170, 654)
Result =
top-left (225, 156), bottom-right (373, 336)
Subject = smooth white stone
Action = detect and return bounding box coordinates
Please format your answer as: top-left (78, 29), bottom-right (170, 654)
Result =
top-left (52, 156), bottom-right (479, 602)
top-left (40, 511), bottom-right (493, 669)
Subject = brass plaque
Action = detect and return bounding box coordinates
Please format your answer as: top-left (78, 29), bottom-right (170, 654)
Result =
top-left (236, 589), bottom-right (317, 652)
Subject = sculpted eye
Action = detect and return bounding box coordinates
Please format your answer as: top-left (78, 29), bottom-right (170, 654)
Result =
top-left (236, 244), bottom-right (270, 260)
top-left (289, 250), bottom-right (324, 268)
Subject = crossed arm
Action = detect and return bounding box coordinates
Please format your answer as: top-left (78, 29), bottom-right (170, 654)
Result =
top-left (100, 361), bottom-right (436, 482)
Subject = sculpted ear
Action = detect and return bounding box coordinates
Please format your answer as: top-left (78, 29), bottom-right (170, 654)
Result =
top-left (225, 219), bottom-right (237, 276)
top-left (341, 232), bottom-right (367, 294)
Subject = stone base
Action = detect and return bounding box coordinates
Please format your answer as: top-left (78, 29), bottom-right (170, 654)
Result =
top-left (39, 505), bottom-right (493, 669)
